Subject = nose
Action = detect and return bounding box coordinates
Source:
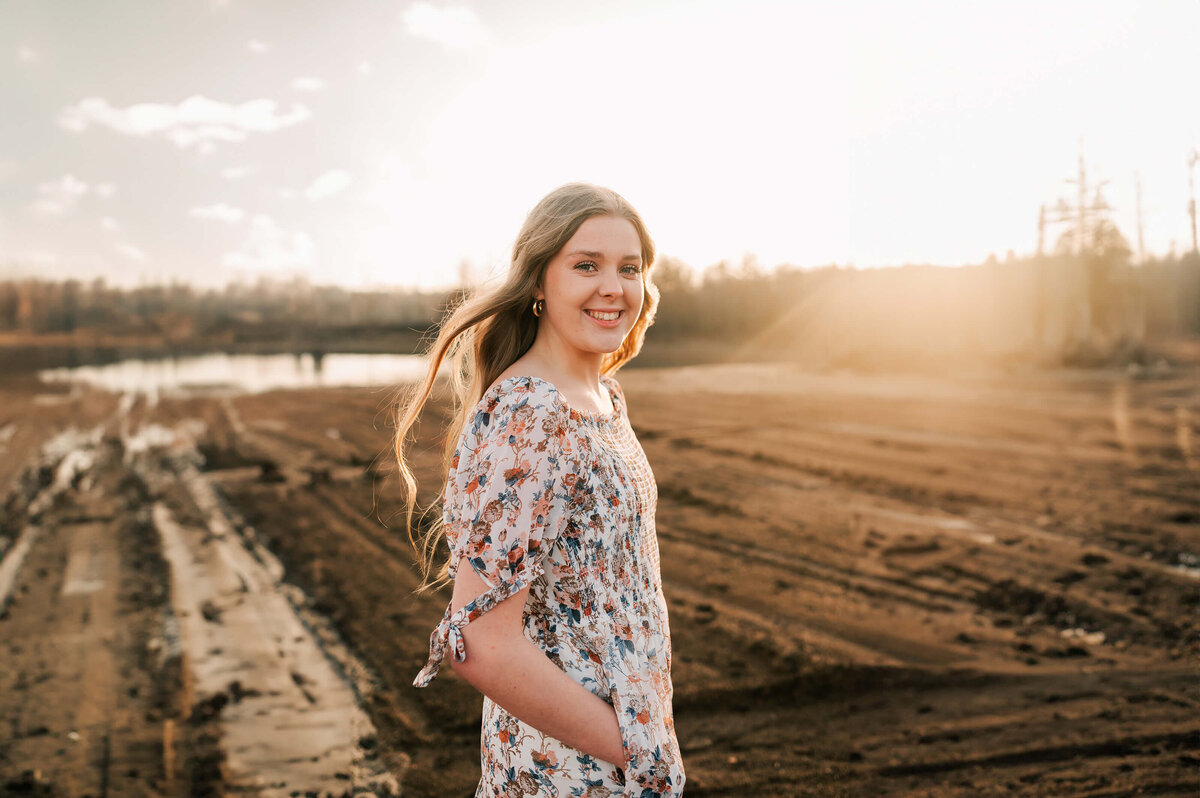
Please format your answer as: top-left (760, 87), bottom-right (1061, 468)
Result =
top-left (598, 267), bottom-right (623, 299)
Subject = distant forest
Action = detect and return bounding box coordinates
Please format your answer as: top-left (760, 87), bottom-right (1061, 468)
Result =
top-left (2, 247), bottom-right (1198, 372)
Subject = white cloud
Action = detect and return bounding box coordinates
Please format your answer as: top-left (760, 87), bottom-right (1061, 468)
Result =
top-left (292, 77), bottom-right (325, 92)
top-left (58, 95), bottom-right (312, 150)
top-left (94, 183), bottom-right (116, 198)
top-left (16, 45), bottom-right (37, 64)
top-left (222, 215), bottom-right (314, 272)
top-left (357, 61), bottom-right (373, 75)
top-left (190, 203), bottom-right (246, 223)
top-left (32, 174), bottom-right (89, 215)
top-left (220, 165), bottom-right (254, 179)
top-left (116, 243), bottom-right (147, 262)
top-left (247, 39), bottom-right (270, 54)
top-left (304, 169), bottom-right (351, 201)
top-left (100, 216), bottom-right (121, 232)
top-left (402, 3), bottom-right (489, 50)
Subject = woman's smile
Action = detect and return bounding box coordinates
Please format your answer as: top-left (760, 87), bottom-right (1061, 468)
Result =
top-left (584, 308), bottom-right (623, 326)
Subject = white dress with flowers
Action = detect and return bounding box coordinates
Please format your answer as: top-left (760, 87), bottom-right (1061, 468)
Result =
top-left (414, 374), bottom-right (685, 798)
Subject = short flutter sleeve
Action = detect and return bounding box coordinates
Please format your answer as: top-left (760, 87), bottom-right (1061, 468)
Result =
top-left (413, 377), bottom-right (572, 687)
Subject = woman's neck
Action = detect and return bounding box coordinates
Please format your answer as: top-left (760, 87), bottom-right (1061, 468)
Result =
top-left (522, 332), bottom-right (604, 389)
top-left (515, 335), bottom-right (611, 414)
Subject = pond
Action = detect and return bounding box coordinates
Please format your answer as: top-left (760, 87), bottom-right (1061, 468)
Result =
top-left (38, 352), bottom-right (429, 394)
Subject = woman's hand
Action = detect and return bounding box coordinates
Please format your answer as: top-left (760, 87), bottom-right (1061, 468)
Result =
top-left (448, 556), bottom-right (626, 768)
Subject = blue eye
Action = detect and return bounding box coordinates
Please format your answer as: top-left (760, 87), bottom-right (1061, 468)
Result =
top-left (574, 261), bottom-right (597, 272)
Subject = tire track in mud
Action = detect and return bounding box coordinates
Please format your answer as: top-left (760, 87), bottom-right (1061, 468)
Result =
top-left (657, 425), bottom-right (1199, 584)
top-left (657, 493), bottom-right (1193, 671)
top-left (217, 477), bottom-right (490, 796)
top-left (639, 404), bottom-right (1199, 684)
top-left (637, 383), bottom-right (1195, 501)
top-left (875, 728), bottom-right (1199, 778)
top-left (0, 388), bottom-right (402, 796)
top-left (195, 395), bottom-right (461, 758)
top-left (651, 479), bottom-right (996, 671)
top-left (197, 408), bottom-right (425, 598)
top-left (655, 474), bottom-right (1083, 671)
top-left (0, 428), bottom-right (205, 796)
top-left (669, 433), bottom-right (1001, 511)
top-left (220, 481), bottom-right (456, 735)
top-left (654, 505), bottom-right (971, 612)
top-left (126, 416), bottom-right (400, 796)
top-left (677, 665), bottom-right (1199, 797)
top-left (150, 496), bottom-right (393, 795)
top-left (309, 481), bottom-right (425, 565)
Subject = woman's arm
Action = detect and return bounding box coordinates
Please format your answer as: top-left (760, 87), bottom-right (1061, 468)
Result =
top-left (448, 555), bottom-right (625, 767)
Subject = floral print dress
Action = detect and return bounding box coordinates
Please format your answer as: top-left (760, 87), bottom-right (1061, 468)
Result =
top-left (414, 374), bottom-right (685, 797)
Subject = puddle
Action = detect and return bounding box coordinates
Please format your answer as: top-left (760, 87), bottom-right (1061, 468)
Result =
top-left (62, 527), bottom-right (107, 596)
top-left (39, 352), bottom-right (427, 395)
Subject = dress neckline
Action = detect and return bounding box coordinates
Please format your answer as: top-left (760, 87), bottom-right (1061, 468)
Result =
top-left (492, 374), bottom-right (621, 424)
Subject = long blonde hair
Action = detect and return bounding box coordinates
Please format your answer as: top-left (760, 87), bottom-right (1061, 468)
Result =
top-left (394, 182), bottom-right (660, 591)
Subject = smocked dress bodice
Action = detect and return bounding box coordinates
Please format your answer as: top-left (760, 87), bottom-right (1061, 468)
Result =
top-left (414, 374), bottom-right (684, 797)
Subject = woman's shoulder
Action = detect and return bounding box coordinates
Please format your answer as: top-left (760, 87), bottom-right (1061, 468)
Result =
top-left (479, 374), bottom-right (564, 414)
top-left (465, 374), bottom-right (570, 443)
top-left (470, 369), bottom-right (625, 431)
top-left (599, 372), bottom-right (626, 409)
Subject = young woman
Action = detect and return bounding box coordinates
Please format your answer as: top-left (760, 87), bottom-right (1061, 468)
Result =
top-left (396, 183), bottom-right (685, 797)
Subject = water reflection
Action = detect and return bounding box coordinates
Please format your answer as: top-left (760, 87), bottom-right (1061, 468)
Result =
top-left (39, 352), bottom-right (428, 394)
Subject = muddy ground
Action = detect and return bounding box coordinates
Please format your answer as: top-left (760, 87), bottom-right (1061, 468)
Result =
top-left (0, 361), bottom-right (1197, 797)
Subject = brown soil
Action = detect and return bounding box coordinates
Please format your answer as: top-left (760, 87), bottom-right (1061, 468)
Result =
top-left (0, 422), bottom-right (212, 795)
top-left (1, 361), bottom-right (1197, 796)
top-left (0, 380), bottom-right (392, 796)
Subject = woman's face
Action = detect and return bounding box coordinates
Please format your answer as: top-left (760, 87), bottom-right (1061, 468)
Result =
top-left (536, 214), bottom-right (645, 359)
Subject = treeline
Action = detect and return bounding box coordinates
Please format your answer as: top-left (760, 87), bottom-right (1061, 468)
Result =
top-left (0, 276), bottom-right (446, 338)
top-left (2, 248), bottom-right (1198, 370)
top-left (653, 250), bottom-right (1199, 367)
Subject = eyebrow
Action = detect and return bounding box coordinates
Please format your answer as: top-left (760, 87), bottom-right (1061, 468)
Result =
top-left (567, 249), bottom-right (642, 262)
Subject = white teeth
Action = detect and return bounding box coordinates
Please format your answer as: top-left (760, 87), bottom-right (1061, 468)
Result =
top-left (586, 310), bottom-right (620, 321)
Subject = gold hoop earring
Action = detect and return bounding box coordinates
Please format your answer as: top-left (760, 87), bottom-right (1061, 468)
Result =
top-left (532, 298), bottom-right (544, 317)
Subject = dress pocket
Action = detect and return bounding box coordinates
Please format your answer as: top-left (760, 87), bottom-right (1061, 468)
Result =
top-left (481, 697), bottom-right (628, 795)
top-left (605, 656), bottom-right (685, 798)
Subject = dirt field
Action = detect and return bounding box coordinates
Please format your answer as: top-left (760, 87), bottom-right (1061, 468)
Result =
top-left (1, 360), bottom-right (1197, 796)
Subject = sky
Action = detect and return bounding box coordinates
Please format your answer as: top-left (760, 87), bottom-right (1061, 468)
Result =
top-left (1, 0), bottom-right (1197, 290)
